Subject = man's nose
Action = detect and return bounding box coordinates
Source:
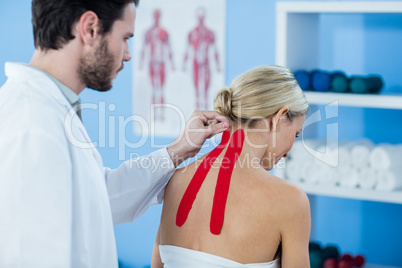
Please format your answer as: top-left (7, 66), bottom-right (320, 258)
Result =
top-left (123, 46), bottom-right (132, 62)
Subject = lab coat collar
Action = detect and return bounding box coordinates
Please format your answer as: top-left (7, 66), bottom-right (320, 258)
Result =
top-left (5, 62), bottom-right (72, 110)
top-left (5, 62), bottom-right (90, 144)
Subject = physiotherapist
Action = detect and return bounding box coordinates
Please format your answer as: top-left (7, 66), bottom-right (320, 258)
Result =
top-left (0, 0), bottom-right (229, 267)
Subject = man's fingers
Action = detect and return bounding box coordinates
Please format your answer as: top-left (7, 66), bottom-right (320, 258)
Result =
top-left (207, 119), bottom-right (219, 126)
top-left (196, 110), bottom-right (228, 121)
top-left (196, 110), bottom-right (230, 127)
top-left (209, 122), bottom-right (230, 136)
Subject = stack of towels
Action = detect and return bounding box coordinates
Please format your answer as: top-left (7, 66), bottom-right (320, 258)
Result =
top-left (275, 139), bottom-right (402, 192)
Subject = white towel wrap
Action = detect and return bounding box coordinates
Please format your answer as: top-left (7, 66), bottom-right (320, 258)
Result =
top-left (159, 245), bottom-right (281, 268)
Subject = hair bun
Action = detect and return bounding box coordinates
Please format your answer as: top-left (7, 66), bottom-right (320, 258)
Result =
top-left (214, 87), bottom-right (233, 119)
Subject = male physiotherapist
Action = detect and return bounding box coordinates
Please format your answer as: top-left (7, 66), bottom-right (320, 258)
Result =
top-left (0, 0), bottom-right (229, 267)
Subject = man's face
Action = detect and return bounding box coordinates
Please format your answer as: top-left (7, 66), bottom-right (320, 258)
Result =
top-left (79, 3), bottom-right (136, 91)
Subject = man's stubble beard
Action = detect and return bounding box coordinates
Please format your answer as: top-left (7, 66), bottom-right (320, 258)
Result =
top-left (78, 37), bottom-right (116, 92)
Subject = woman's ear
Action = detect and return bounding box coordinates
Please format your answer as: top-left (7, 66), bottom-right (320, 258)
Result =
top-left (76, 11), bottom-right (101, 46)
top-left (271, 107), bottom-right (289, 132)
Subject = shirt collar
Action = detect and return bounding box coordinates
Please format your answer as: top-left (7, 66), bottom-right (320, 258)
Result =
top-left (28, 65), bottom-right (80, 107)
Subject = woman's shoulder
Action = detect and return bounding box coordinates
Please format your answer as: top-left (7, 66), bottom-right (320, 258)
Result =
top-left (165, 158), bottom-right (202, 191)
top-left (170, 158), bottom-right (200, 179)
top-left (253, 169), bottom-right (309, 212)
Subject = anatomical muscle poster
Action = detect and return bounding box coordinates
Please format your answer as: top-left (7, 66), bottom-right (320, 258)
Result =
top-left (133, 0), bottom-right (225, 137)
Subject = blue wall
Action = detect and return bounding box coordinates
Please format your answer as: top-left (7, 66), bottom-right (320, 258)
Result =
top-left (1, 0), bottom-right (402, 267)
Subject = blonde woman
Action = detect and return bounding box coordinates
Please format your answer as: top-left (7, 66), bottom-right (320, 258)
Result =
top-left (152, 65), bottom-right (311, 268)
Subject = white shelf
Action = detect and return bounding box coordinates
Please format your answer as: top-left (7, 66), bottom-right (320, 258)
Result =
top-left (304, 92), bottom-right (402, 110)
top-left (276, 2), bottom-right (402, 266)
top-left (276, 1), bottom-right (402, 70)
top-left (277, 1), bottom-right (402, 14)
top-left (294, 182), bottom-right (402, 204)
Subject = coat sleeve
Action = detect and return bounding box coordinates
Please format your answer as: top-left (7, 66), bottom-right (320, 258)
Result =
top-left (0, 129), bottom-right (73, 267)
top-left (104, 148), bottom-right (175, 225)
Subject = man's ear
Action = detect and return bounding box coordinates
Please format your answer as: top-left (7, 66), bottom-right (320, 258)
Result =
top-left (271, 106), bottom-right (289, 132)
top-left (76, 11), bottom-right (101, 46)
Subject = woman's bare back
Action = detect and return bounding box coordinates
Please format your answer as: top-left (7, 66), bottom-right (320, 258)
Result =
top-left (159, 152), bottom-right (306, 264)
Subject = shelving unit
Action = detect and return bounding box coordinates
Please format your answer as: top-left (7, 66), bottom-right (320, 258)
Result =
top-left (276, 1), bottom-right (402, 70)
top-left (304, 92), bottom-right (402, 110)
top-left (294, 182), bottom-right (402, 204)
top-left (276, 2), bottom-right (402, 267)
top-left (276, 1), bottom-right (402, 201)
top-left (276, 1), bottom-right (402, 110)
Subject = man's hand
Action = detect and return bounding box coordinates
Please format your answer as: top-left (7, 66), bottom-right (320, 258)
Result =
top-left (167, 110), bottom-right (230, 167)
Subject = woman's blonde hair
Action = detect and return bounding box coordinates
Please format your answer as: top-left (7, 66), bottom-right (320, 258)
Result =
top-left (214, 65), bottom-right (308, 126)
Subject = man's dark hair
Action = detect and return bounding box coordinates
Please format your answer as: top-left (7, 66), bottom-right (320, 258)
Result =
top-left (32, 0), bottom-right (139, 51)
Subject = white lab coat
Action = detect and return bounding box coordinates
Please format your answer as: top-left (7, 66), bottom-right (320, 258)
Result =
top-left (0, 63), bottom-right (175, 267)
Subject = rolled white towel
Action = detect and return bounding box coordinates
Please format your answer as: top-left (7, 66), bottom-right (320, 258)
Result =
top-left (289, 139), bottom-right (325, 162)
top-left (351, 140), bottom-right (374, 169)
top-left (357, 168), bottom-right (379, 190)
top-left (376, 168), bottom-right (402, 191)
top-left (285, 160), bottom-right (302, 182)
top-left (315, 144), bottom-right (338, 167)
top-left (369, 144), bottom-right (402, 170)
top-left (338, 147), bottom-right (351, 168)
top-left (317, 164), bottom-right (339, 187)
top-left (338, 141), bottom-right (356, 168)
top-left (302, 159), bottom-right (337, 185)
top-left (301, 161), bottom-right (317, 184)
top-left (339, 167), bottom-right (360, 188)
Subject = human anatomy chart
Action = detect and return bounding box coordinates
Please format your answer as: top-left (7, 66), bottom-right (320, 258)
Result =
top-left (134, 0), bottom-right (225, 137)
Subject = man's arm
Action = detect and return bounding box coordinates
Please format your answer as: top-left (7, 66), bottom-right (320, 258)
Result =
top-left (105, 148), bottom-right (175, 225)
top-left (106, 110), bottom-right (229, 225)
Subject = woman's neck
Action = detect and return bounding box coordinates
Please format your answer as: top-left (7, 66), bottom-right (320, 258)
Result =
top-left (228, 126), bottom-right (270, 170)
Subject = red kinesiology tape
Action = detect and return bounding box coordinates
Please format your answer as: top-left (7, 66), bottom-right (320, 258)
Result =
top-left (175, 129), bottom-right (245, 236)
top-left (176, 129), bottom-right (231, 227)
top-left (210, 129), bottom-right (245, 235)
